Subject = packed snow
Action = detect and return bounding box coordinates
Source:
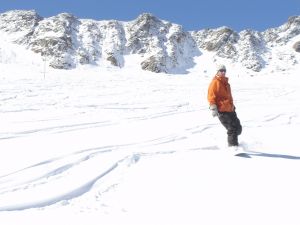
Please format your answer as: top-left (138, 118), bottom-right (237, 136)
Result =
top-left (0, 54), bottom-right (300, 225)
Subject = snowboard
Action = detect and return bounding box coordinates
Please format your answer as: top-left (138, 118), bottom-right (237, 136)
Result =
top-left (234, 152), bottom-right (251, 158)
top-left (228, 146), bottom-right (251, 158)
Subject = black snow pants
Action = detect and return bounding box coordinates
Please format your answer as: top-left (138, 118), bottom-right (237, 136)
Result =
top-left (218, 111), bottom-right (242, 147)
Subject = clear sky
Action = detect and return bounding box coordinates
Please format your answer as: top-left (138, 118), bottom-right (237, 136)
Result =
top-left (0, 0), bottom-right (299, 32)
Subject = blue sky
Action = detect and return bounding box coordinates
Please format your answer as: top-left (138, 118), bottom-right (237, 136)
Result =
top-left (0, 0), bottom-right (299, 32)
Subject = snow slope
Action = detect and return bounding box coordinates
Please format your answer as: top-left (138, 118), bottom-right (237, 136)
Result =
top-left (0, 58), bottom-right (300, 225)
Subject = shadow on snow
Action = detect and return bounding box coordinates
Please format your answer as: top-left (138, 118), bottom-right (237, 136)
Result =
top-left (247, 151), bottom-right (300, 160)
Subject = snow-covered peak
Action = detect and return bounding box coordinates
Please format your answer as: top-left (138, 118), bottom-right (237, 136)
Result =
top-left (0, 10), bottom-right (42, 42)
top-left (0, 10), bottom-right (300, 74)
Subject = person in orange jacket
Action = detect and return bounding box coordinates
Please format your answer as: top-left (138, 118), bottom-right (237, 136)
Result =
top-left (207, 64), bottom-right (242, 147)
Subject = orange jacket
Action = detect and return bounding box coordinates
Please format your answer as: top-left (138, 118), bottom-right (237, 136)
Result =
top-left (207, 75), bottom-right (234, 112)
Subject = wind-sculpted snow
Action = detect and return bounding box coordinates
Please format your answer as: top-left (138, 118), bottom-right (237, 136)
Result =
top-left (0, 145), bottom-right (142, 211)
top-left (0, 64), bottom-right (300, 224)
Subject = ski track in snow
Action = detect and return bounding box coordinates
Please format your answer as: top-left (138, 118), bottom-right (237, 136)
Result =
top-left (0, 148), bottom-right (124, 211)
top-left (0, 67), bottom-right (300, 225)
top-left (0, 70), bottom-right (211, 211)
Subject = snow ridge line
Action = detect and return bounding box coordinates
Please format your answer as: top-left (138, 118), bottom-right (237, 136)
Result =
top-left (0, 144), bottom-right (213, 211)
top-left (0, 163), bottom-right (119, 211)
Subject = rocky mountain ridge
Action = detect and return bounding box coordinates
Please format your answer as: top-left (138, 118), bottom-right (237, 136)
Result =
top-left (0, 10), bottom-right (299, 73)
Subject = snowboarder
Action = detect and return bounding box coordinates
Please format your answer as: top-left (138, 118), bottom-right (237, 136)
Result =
top-left (207, 64), bottom-right (242, 149)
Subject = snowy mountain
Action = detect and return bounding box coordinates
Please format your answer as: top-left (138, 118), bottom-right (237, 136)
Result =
top-left (0, 9), bottom-right (300, 73)
top-left (1, 10), bottom-right (300, 225)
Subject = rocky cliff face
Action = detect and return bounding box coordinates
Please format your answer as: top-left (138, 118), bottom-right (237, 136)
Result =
top-left (0, 10), bottom-right (300, 73)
